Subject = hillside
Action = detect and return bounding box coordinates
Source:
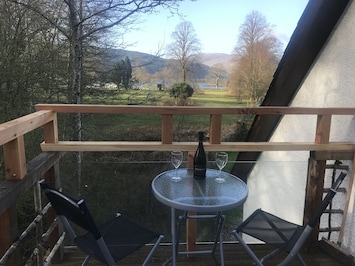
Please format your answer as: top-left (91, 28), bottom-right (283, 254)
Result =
top-left (105, 49), bottom-right (234, 80)
top-left (105, 48), bottom-right (167, 74)
top-left (199, 53), bottom-right (235, 70)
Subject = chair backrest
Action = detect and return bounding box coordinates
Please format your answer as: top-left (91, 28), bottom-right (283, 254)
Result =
top-left (308, 171), bottom-right (347, 228)
top-left (278, 171), bottom-right (347, 266)
top-left (39, 180), bottom-right (101, 239)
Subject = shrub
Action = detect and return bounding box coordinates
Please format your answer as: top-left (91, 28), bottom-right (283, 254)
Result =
top-left (169, 82), bottom-right (194, 105)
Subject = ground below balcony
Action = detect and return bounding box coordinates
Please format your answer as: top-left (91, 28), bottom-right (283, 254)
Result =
top-left (52, 242), bottom-right (348, 266)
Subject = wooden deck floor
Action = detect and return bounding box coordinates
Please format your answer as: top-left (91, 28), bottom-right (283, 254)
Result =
top-left (53, 242), bottom-right (349, 265)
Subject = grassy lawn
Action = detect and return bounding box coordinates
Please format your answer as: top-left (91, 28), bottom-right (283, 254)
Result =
top-left (84, 87), bottom-right (245, 107)
top-left (191, 89), bottom-right (241, 107)
top-left (79, 89), bottom-right (249, 138)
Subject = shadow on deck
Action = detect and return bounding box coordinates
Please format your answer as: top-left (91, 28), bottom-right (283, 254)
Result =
top-left (53, 242), bottom-right (348, 266)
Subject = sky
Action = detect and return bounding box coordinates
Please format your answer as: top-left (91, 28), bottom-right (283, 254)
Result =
top-left (119, 0), bottom-right (309, 56)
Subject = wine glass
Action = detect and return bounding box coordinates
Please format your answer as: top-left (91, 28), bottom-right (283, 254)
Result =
top-left (171, 151), bottom-right (183, 182)
top-left (215, 152), bottom-right (228, 183)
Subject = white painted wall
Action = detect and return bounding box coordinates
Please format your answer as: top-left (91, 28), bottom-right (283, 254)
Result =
top-left (243, 2), bottom-right (355, 255)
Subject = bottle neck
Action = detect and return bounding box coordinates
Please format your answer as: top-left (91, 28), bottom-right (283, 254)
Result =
top-left (198, 132), bottom-right (204, 142)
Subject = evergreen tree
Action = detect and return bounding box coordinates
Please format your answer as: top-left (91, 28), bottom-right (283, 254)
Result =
top-left (112, 56), bottom-right (132, 90)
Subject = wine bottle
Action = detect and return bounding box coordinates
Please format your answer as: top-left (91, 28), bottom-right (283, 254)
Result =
top-left (194, 131), bottom-right (207, 179)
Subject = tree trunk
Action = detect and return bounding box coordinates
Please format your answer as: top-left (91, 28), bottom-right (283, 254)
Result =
top-left (68, 0), bottom-right (83, 196)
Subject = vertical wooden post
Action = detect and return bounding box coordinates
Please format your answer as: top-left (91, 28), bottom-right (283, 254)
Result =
top-left (41, 112), bottom-right (62, 262)
top-left (3, 136), bottom-right (27, 180)
top-left (187, 151), bottom-right (194, 169)
top-left (43, 113), bottom-right (58, 144)
top-left (186, 152), bottom-right (196, 254)
top-left (314, 115), bottom-right (331, 143)
top-left (162, 114), bottom-right (173, 144)
top-left (209, 114), bottom-right (222, 144)
top-left (41, 111), bottom-right (60, 262)
top-left (0, 205), bottom-right (21, 265)
top-left (303, 115), bottom-right (331, 250)
top-left (0, 136), bottom-right (27, 265)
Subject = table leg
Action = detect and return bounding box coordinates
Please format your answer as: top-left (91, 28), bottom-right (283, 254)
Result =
top-left (171, 207), bottom-right (176, 266)
top-left (219, 225), bottom-right (224, 266)
top-left (212, 212), bottom-right (225, 266)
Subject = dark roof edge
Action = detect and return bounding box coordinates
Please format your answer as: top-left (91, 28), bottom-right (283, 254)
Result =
top-left (232, 0), bottom-right (351, 181)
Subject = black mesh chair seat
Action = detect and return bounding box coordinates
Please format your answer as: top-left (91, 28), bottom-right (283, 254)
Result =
top-left (75, 214), bottom-right (161, 263)
top-left (40, 180), bottom-right (163, 265)
top-left (233, 171), bottom-right (347, 266)
top-left (238, 209), bottom-right (304, 252)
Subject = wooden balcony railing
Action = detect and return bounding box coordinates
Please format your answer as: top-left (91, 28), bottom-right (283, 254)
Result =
top-left (1, 104), bottom-right (355, 265)
top-left (34, 104), bottom-right (355, 152)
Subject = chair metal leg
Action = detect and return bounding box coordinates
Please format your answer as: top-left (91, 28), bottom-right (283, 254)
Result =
top-left (278, 226), bottom-right (312, 266)
top-left (81, 255), bottom-right (91, 266)
top-left (295, 253), bottom-right (306, 266)
top-left (277, 251), bottom-right (306, 266)
top-left (233, 230), bottom-right (263, 266)
top-left (142, 235), bottom-right (164, 266)
top-left (260, 248), bottom-right (282, 263)
top-left (96, 237), bottom-right (116, 265)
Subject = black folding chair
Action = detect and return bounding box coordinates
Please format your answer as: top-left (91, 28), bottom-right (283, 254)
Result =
top-left (233, 171), bottom-right (347, 266)
top-left (40, 180), bottom-right (163, 266)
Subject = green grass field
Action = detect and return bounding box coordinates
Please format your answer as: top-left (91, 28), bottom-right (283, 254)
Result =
top-left (85, 87), bottom-right (244, 106)
top-left (77, 88), bottom-right (251, 143)
top-left (190, 89), bottom-right (241, 106)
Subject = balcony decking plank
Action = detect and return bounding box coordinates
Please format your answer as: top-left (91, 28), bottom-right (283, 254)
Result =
top-left (52, 243), bottom-right (345, 265)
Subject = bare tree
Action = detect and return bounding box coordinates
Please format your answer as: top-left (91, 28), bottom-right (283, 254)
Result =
top-left (206, 64), bottom-right (228, 90)
top-left (10, 0), bottom-right (184, 114)
top-left (231, 10), bottom-right (282, 104)
top-left (167, 21), bottom-right (201, 82)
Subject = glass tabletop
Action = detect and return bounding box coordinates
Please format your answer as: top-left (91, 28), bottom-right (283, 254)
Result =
top-left (152, 168), bottom-right (248, 212)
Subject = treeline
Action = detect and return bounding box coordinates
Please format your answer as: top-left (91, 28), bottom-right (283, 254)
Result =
top-left (0, 0), bottom-right (183, 124)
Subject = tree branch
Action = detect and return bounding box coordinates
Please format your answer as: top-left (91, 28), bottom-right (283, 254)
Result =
top-left (9, 0), bottom-right (70, 39)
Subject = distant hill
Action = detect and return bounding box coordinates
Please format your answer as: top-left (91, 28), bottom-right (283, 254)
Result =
top-left (105, 49), bottom-right (167, 74)
top-left (199, 53), bottom-right (235, 71)
top-left (103, 49), bottom-right (234, 80)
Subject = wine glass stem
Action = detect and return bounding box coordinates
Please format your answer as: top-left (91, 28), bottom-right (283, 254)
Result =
top-left (175, 168), bottom-right (177, 177)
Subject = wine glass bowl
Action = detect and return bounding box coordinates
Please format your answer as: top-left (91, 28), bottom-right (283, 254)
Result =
top-left (171, 151), bottom-right (183, 182)
top-left (215, 152), bottom-right (228, 183)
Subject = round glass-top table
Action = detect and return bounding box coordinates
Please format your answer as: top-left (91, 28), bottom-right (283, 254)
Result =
top-left (152, 168), bottom-right (248, 265)
top-left (152, 168), bottom-right (248, 212)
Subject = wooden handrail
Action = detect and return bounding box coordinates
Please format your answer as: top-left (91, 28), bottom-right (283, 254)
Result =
top-left (34, 104), bottom-right (355, 152)
top-left (40, 141), bottom-right (355, 152)
top-left (36, 104), bottom-right (355, 115)
top-left (0, 110), bottom-right (54, 146)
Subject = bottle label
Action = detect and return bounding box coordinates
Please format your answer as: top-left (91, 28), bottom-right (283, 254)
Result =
top-left (194, 166), bottom-right (206, 179)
